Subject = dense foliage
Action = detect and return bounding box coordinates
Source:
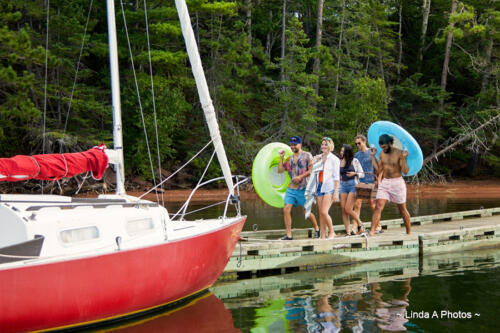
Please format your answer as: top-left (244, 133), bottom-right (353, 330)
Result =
top-left (0, 0), bottom-right (499, 188)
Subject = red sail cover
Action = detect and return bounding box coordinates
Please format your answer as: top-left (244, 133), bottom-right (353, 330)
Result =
top-left (0, 146), bottom-right (109, 182)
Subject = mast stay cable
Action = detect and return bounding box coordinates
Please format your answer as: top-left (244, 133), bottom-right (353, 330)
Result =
top-left (142, 0), bottom-right (165, 207)
top-left (63, 0), bottom-right (95, 136)
top-left (119, 0), bottom-right (159, 203)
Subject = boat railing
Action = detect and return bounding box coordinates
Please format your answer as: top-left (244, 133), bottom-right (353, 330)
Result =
top-left (24, 202), bottom-right (158, 211)
top-left (171, 175), bottom-right (248, 221)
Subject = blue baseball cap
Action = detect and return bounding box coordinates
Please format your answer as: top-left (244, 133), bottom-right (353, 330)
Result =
top-left (289, 136), bottom-right (302, 145)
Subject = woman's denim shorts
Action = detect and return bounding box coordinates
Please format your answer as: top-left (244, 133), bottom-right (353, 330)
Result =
top-left (316, 184), bottom-right (334, 197)
top-left (339, 180), bottom-right (356, 194)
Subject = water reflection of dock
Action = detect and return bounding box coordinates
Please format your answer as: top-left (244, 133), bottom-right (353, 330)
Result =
top-left (222, 208), bottom-right (500, 280)
top-left (213, 248), bottom-right (500, 304)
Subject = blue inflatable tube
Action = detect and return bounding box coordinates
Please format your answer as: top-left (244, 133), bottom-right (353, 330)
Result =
top-left (252, 142), bottom-right (292, 208)
top-left (367, 121), bottom-right (423, 176)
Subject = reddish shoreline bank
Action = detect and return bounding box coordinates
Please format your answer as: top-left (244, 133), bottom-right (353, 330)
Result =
top-left (127, 180), bottom-right (500, 203)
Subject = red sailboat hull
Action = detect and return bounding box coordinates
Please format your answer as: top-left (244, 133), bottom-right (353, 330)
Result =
top-left (0, 217), bottom-right (245, 333)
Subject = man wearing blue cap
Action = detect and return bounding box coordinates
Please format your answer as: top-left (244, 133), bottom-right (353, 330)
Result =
top-left (278, 136), bottom-right (319, 240)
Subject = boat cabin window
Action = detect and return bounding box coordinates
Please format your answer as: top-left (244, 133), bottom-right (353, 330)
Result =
top-left (60, 226), bottom-right (99, 244)
top-left (126, 218), bottom-right (154, 236)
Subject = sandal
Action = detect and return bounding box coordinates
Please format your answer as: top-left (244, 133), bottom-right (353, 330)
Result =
top-left (356, 225), bottom-right (366, 235)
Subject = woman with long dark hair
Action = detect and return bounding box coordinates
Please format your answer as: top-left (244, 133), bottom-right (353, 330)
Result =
top-left (339, 144), bottom-right (365, 235)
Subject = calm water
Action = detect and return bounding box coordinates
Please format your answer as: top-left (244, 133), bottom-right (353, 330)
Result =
top-left (94, 247), bottom-right (500, 332)
top-left (217, 248), bottom-right (500, 333)
top-left (165, 196), bottom-right (500, 232)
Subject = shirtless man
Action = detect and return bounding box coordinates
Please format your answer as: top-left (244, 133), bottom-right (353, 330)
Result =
top-left (369, 134), bottom-right (411, 236)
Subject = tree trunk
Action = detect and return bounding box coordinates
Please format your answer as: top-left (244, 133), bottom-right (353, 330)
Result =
top-left (266, 10), bottom-right (272, 58)
top-left (312, 0), bottom-right (325, 96)
top-left (397, 1), bottom-right (403, 80)
top-left (280, 0), bottom-right (286, 83)
top-left (418, 0), bottom-right (431, 70)
top-left (376, 26), bottom-right (385, 82)
top-left (424, 112), bottom-right (500, 165)
top-left (332, 0), bottom-right (346, 114)
top-left (481, 38), bottom-right (494, 93)
top-left (434, 0), bottom-right (457, 154)
top-left (280, 0), bottom-right (288, 133)
top-left (195, 12), bottom-right (200, 46)
top-left (246, 0), bottom-right (252, 46)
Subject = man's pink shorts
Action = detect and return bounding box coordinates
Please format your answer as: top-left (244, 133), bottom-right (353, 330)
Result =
top-left (376, 177), bottom-right (406, 204)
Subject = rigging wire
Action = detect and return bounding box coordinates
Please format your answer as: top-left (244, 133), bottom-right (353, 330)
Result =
top-left (139, 139), bottom-right (213, 199)
top-left (42, 0), bottom-right (50, 194)
top-left (119, 0), bottom-right (159, 203)
top-left (142, 0), bottom-right (165, 207)
top-left (63, 0), bottom-right (94, 135)
top-left (176, 148), bottom-right (216, 220)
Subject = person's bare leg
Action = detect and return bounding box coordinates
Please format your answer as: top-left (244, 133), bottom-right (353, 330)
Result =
top-left (307, 209), bottom-right (319, 231)
top-left (323, 194), bottom-right (335, 238)
top-left (397, 203), bottom-right (411, 234)
top-left (369, 199), bottom-right (387, 236)
top-left (340, 193), bottom-right (351, 235)
top-left (345, 193), bottom-right (363, 232)
top-left (283, 204), bottom-right (293, 237)
top-left (318, 194), bottom-right (335, 238)
top-left (368, 199), bottom-right (381, 232)
top-left (315, 196), bottom-right (326, 238)
top-left (354, 198), bottom-right (362, 220)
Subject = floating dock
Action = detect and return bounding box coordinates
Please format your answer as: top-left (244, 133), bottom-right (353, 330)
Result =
top-left (221, 207), bottom-right (500, 280)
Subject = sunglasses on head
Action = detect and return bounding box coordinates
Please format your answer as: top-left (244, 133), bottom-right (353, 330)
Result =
top-left (322, 137), bottom-right (332, 141)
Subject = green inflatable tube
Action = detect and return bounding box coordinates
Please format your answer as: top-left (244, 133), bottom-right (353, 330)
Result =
top-left (252, 142), bottom-right (292, 208)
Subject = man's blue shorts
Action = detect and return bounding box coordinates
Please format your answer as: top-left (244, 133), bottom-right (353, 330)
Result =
top-left (284, 188), bottom-right (306, 207)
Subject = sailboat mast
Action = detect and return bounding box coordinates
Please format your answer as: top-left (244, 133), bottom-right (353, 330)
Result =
top-left (106, 0), bottom-right (126, 195)
top-left (175, 0), bottom-right (235, 195)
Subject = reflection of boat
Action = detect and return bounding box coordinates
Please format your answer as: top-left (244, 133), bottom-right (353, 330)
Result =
top-left (0, 0), bottom-right (245, 332)
top-left (105, 292), bottom-right (240, 333)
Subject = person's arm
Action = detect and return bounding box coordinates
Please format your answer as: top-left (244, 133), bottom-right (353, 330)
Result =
top-left (333, 180), bottom-right (340, 202)
top-left (301, 156), bottom-right (313, 179)
top-left (332, 157), bottom-right (340, 201)
top-left (376, 158), bottom-right (385, 183)
top-left (370, 146), bottom-right (379, 173)
top-left (278, 151), bottom-right (288, 173)
top-left (292, 155), bottom-right (312, 184)
top-left (400, 149), bottom-right (409, 175)
top-left (354, 158), bottom-right (364, 178)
